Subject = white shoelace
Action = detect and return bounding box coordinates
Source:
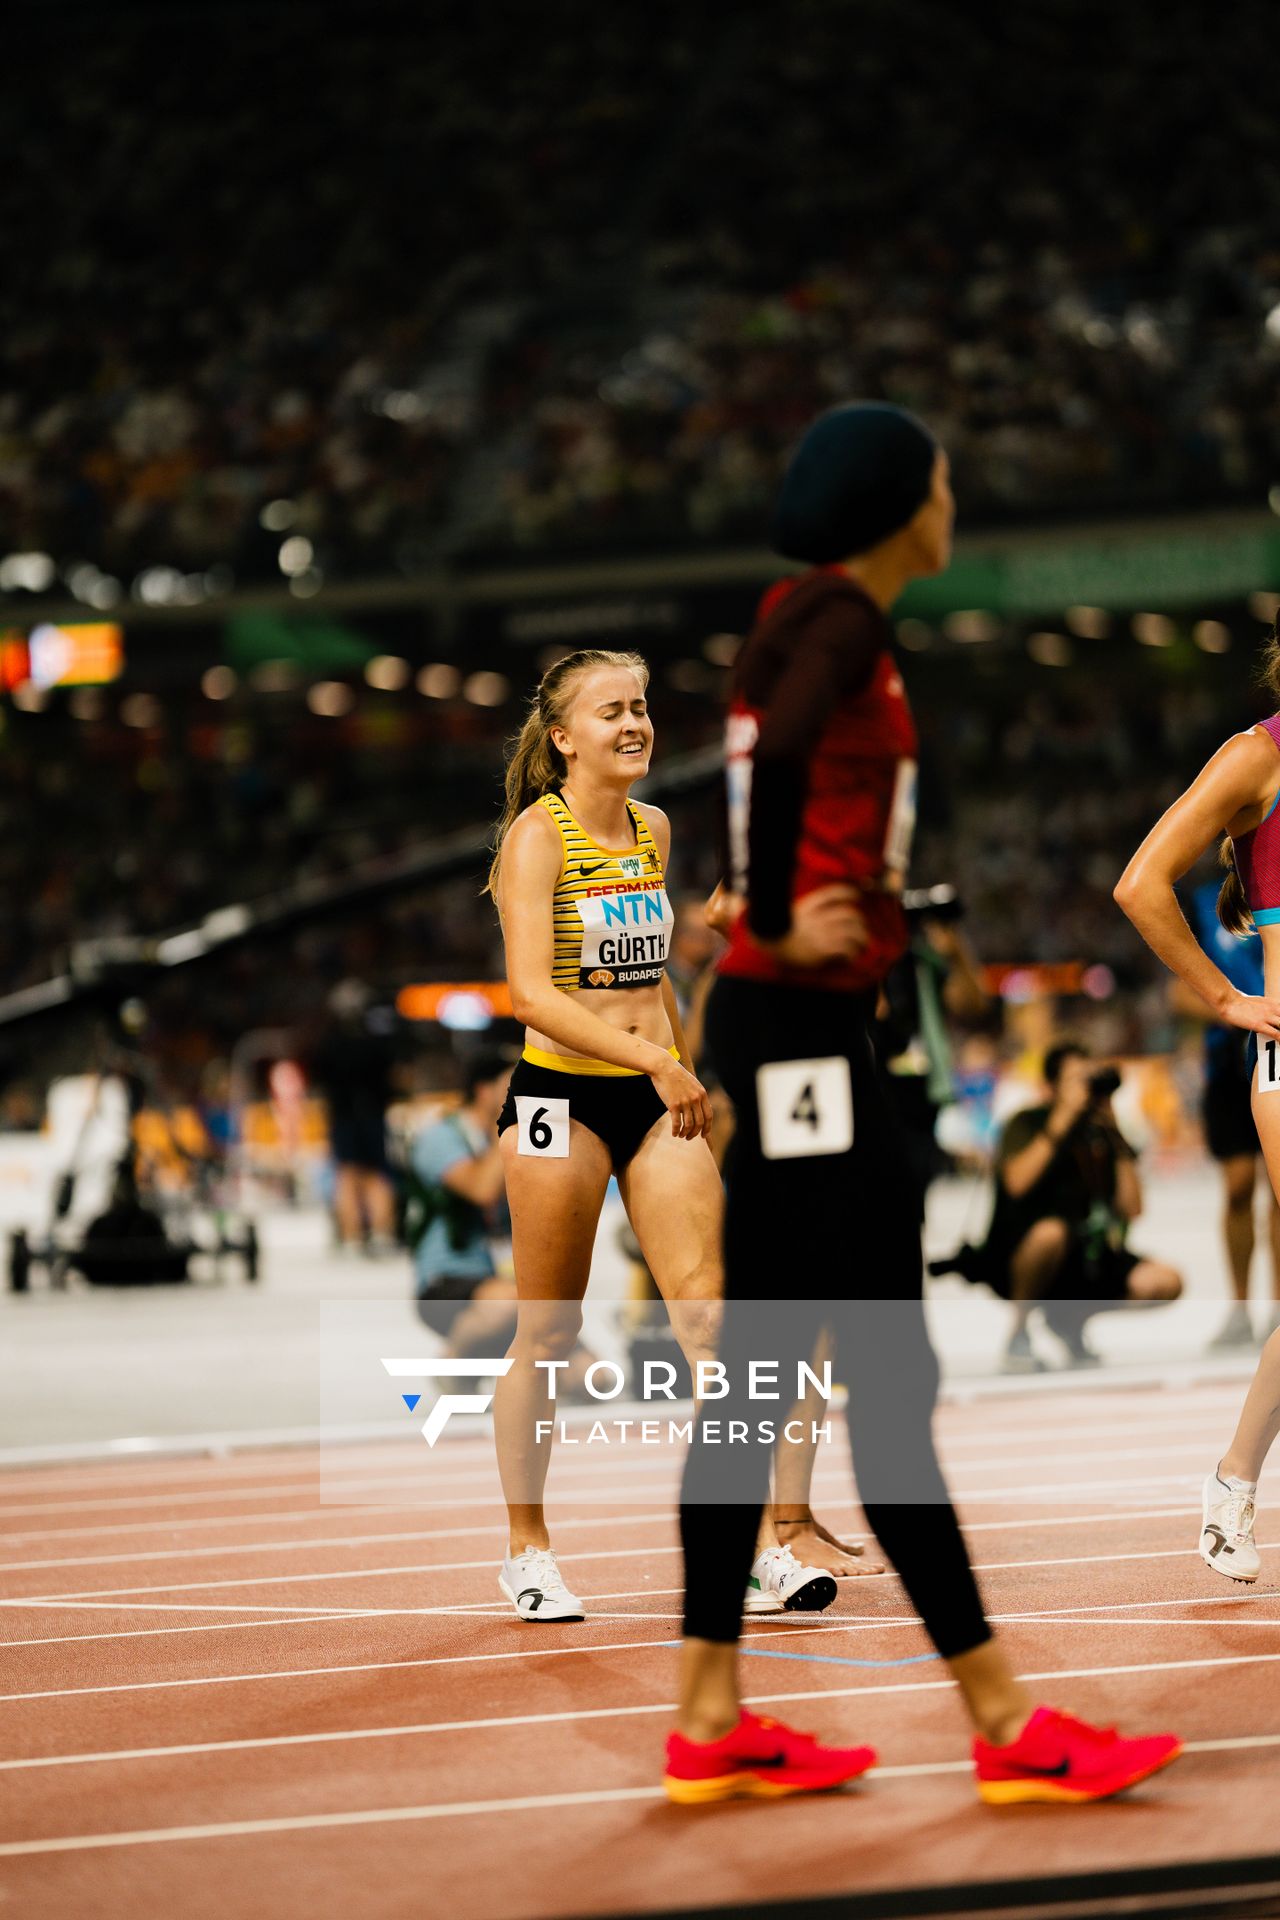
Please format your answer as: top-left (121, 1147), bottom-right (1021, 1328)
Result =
top-left (757, 1544), bottom-right (801, 1584)
top-left (517, 1548), bottom-right (568, 1595)
top-left (1222, 1493), bottom-right (1256, 1542)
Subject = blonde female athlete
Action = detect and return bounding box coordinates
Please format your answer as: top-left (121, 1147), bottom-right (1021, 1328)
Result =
top-left (1117, 633), bottom-right (1280, 1584)
top-left (488, 648), bottom-right (859, 1621)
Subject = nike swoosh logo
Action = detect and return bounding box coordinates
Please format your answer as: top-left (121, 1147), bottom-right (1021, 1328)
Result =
top-left (578, 863), bottom-right (609, 877)
top-left (747, 1752), bottom-right (789, 1769)
top-left (1013, 1758), bottom-right (1072, 1777)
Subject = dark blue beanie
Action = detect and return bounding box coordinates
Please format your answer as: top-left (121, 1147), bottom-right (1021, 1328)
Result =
top-left (771, 402), bottom-right (938, 564)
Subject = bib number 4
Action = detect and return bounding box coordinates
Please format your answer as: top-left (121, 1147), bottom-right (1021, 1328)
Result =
top-left (756, 1057), bottom-right (854, 1160)
top-left (515, 1095), bottom-right (571, 1157)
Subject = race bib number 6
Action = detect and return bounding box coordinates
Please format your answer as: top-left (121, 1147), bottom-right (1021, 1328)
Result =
top-left (756, 1057), bottom-right (853, 1160)
top-left (515, 1095), bottom-right (571, 1157)
top-left (1258, 1039), bottom-right (1280, 1095)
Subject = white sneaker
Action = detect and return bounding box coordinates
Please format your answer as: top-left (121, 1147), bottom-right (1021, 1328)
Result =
top-left (499, 1547), bottom-right (586, 1622)
top-left (1001, 1328), bottom-right (1046, 1374)
top-left (1199, 1470), bottom-right (1260, 1583)
top-left (743, 1544), bottom-right (837, 1616)
top-left (1207, 1305), bottom-right (1254, 1352)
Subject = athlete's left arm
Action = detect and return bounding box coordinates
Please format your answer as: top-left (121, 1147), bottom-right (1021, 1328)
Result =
top-left (748, 608), bottom-right (878, 940)
top-left (638, 805), bottom-right (695, 1067)
top-left (1115, 731), bottom-right (1280, 1035)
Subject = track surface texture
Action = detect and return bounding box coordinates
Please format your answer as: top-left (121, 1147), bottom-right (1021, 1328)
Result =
top-left (0, 1381), bottom-right (1277, 1920)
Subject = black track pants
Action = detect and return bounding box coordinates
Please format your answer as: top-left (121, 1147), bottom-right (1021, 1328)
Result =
top-left (679, 975), bottom-right (990, 1658)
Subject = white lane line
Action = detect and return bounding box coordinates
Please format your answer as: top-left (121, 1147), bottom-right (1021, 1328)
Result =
top-left (6, 1650), bottom-right (1280, 1776)
top-left (0, 1493), bottom-right (1262, 1593)
top-left (0, 1504), bottom-right (457, 1549)
top-left (0, 1436), bottom-right (1243, 1536)
top-left (6, 1580), bottom-right (1273, 1652)
top-left (998, 1592), bottom-right (1280, 1620)
top-left (10, 1530), bottom-right (1278, 1613)
top-left (0, 1546), bottom-right (680, 1609)
top-left (1, 1600), bottom-right (405, 1615)
top-left (426, 1542), bottom-right (1280, 1612)
top-left (2, 1572), bottom-right (1273, 1668)
top-left (0, 1472), bottom-right (446, 1521)
top-left (1, 1728), bottom-right (1277, 1851)
top-left (0, 1614), bottom-right (397, 1651)
top-left (0, 1523), bottom-right (615, 1576)
top-left (0, 1633), bottom-right (709, 1702)
top-left (0, 1390), bottom-right (1246, 1497)
top-left (0, 1412), bottom-right (1253, 1523)
top-left (0, 1443), bottom-right (1251, 1551)
top-left (0, 1448), bottom-right (686, 1522)
top-left (0, 1425), bottom-right (1233, 1527)
top-left (5, 1487), bottom-right (1260, 1564)
top-left (4, 1585), bottom-right (1271, 1707)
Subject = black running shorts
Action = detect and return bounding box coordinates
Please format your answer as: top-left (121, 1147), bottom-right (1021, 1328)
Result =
top-left (1203, 1067), bottom-right (1259, 1162)
top-left (496, 1057), bottom-right (666, 1169)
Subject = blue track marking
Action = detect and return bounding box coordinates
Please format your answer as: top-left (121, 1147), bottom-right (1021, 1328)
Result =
top-left (739, 1646), bottom-right (941, 1670)
top-left (657, 1642), bottom-right (939, 1672)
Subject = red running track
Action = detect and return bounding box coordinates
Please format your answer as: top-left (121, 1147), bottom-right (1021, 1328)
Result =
top-left (0, 1381), bottom-right (1277, 1920)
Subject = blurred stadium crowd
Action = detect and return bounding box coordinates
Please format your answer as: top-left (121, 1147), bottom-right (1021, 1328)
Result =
top-left (5, 0), bottom-right (1279, 598)
top-left (0, 642), bottom-right (1255, 1116)
top-left (3, 0), bottom-right (1280, 1138)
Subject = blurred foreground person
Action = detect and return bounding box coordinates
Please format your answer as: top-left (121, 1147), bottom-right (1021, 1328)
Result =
top-left (1181, 873), bottom-right (1280, 1349)
top-left (667, 402), bottom-right (1180, 1807)
top-left (312, 980), bottom-right (399, 1254)
top-left (1117, 630), bottom-right (1280, 1584)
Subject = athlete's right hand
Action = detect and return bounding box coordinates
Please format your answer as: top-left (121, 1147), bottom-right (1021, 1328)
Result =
top-left (651, 1052), bottom-right (715, 1140)
top-left (1221, 990), bottom-right (1280, 1039)
top-left (765, 885), bottom-right (868, 969)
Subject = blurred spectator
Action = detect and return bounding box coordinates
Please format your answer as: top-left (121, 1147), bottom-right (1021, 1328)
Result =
top-left (3, 1), bottom-right (1279, 587)
top-left (411, 1052), bottom-right (517, 1355)
top-left (311, 981), bottom-right (401, 1253)
top-left (875, 889), bottom-right (990, 1215)
top-left (934, 1041), bottom-right (1183, 1370)
top-left (0, 652), bottom-right (1267, 1099)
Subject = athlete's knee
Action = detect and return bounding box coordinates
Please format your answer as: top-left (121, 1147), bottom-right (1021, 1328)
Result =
top-left (667, 1295), bottom-right (722, 1359)
top-left (512, 1306), bottom-right (585, 1364)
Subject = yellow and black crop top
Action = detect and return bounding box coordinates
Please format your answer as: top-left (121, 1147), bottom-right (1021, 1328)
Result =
top-left (539, 791), bottom-right (673, 993)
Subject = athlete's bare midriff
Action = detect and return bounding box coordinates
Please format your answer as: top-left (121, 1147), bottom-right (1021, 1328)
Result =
top-left (524, 980), bottom-right (675, 1063)
top-left (1258, 925), bottom-right (1280, 1000)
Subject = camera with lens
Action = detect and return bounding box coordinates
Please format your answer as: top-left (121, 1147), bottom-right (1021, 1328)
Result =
top-left (1087, 1065), bottom-right (1122, 1103)
top-left (901, 883), bottom-right (964, 925)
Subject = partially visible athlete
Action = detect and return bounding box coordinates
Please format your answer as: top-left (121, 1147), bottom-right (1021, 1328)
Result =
top-left (665, 402), bottom-right (1181, 1806)
top-left (488, 648), bottom-right (858, 1623)
top-left (1179, 877), bottom-right (1280, 1352)
top-left (1117, 629), bottom-right (1280, 1584)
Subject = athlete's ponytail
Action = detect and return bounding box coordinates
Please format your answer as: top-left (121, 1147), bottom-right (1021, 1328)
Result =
top-left (1261, 612), bottom-right (1280, 708)
top-left (1217, 835), bottom-right (1253, 937)
top-left (486, 648), bottom-right (649, 900)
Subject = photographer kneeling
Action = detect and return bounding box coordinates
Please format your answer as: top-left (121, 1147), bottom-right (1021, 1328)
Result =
top-left (984, 1042), bottom-right (1183, 1370)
